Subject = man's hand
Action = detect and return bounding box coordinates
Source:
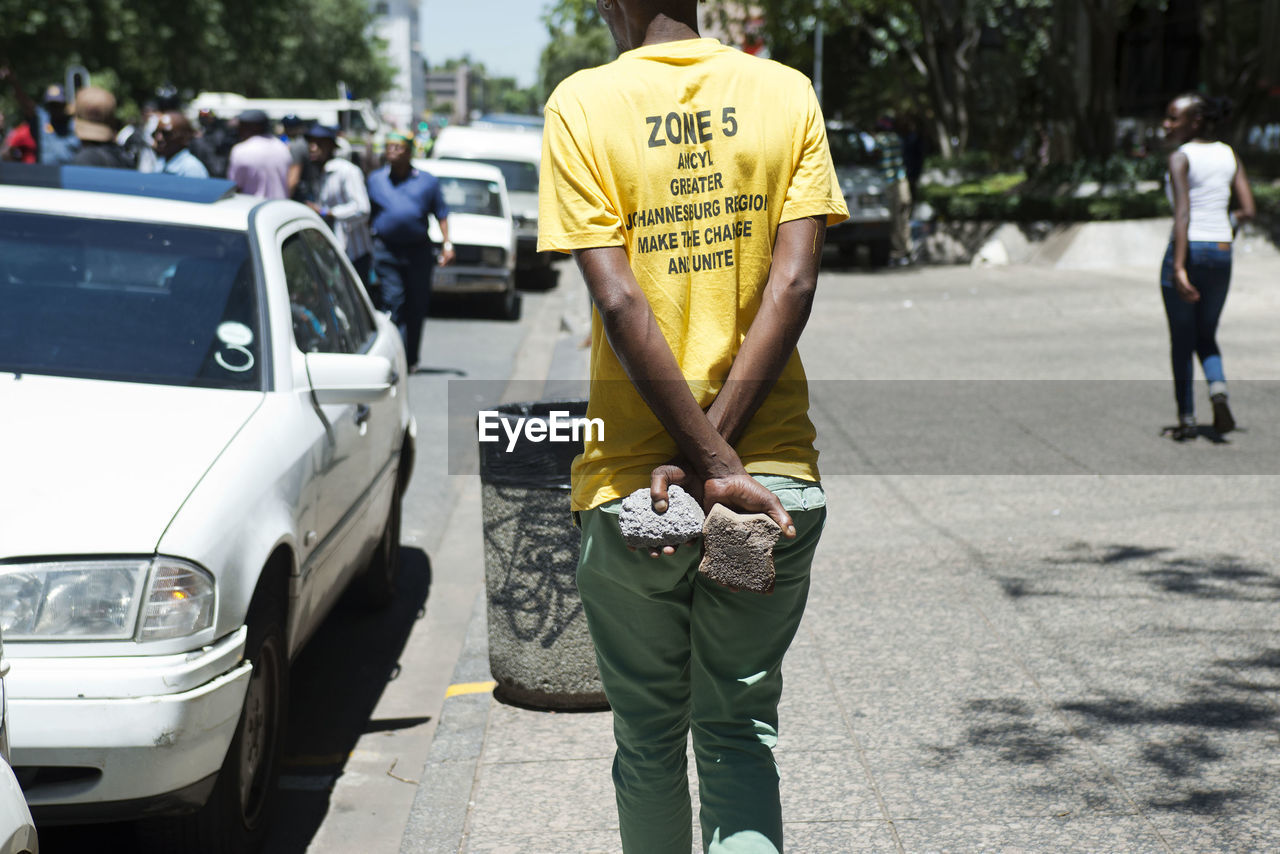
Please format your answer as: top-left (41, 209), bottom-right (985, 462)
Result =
top-left (1174, 267), bottom-right (1200, 303)
top-left (702, 474), bottom-right (796, 540)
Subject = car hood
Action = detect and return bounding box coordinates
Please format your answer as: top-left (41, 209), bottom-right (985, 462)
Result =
top-left (0, 374), bottom-right (264, 557)
top-left (429, 212), bottom-right (513, 250)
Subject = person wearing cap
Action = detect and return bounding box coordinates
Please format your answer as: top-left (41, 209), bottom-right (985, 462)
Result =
top-left (152, 111), bottom-right (209, 178)
top-left (0, 67), bottom-right (80, 164)
top-left (366, 130), bottom-right (455, 370)
top-left (228, 108), bottom-right (292, 199)
top-left (71, 86), bottom-right (134, 169)
top-left (306, 124), bottom-right (373, 285)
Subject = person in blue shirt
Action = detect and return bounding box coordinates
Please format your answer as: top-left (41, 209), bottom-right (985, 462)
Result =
top-left (152, 111), bottom-right (209, 178)
top-left (366, 131), bottom-right (455, 370)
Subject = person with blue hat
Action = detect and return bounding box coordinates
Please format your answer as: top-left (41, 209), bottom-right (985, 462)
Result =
top-left (228, 108), bottom-right (291, 198)
top-left (305, 124), bottom-right (373, 286)
top-left (0, 67), bottom-right (80, 164)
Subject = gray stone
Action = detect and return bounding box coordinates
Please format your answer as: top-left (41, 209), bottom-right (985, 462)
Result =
top-left (618, 484), bottom-right (705, 548)
top-left (698, 504), bottom-right (780, 594)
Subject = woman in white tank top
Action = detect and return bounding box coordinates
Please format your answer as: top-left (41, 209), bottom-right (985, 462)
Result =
top-left (1160, 93), bottom-right (1256, 441)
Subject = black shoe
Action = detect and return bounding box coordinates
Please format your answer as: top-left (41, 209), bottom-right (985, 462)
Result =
top-left (1211, 393), bottom-right (1235, 434)
top-left (1163, 419), bottom-right (1197, 442)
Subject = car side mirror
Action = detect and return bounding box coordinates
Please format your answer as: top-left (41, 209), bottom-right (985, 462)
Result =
top-left (306, 352), bottom-right (395, 405)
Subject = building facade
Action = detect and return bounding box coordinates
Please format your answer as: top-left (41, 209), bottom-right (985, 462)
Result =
top-left (369, 0), bottom-right (425, 129)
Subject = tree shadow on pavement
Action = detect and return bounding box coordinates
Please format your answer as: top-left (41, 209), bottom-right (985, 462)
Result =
top-left (920, 541), bottom-right (1280, 834)
top-left (997, 542), bottom-right (1280, 603)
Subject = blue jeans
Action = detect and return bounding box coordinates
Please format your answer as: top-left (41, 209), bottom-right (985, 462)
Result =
top-left (1160, 241), bottom-right (1232, 418)
top-left (373, 237), bottom-right (436, 367)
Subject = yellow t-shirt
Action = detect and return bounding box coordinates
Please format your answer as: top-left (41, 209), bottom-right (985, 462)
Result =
top-left (538, 38), bottom-right (848, 511)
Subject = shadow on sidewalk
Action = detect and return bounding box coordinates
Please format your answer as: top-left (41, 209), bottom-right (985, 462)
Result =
top-left (265, 546), bottom-right (434, 854)
top-left (916, 542), bottom-right (1280, 826)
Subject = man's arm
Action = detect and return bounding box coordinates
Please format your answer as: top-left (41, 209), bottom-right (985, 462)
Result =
top-left (574, 246), bottom-right (795, 537)
top-left (437, 216), bottom-right (454, 265)
top-left (327, 162), bottom-right (370, 222)
top-left (0, 67), bottom-right (36, 122)
top-left (704, 215), bottom-right (826, 446)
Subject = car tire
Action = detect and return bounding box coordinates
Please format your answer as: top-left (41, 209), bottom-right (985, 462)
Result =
top-left (137, 600), bottom-right (288, 854)
top-left (869, 239), bottom-right (891, 268)
top-left (490, 287), bottom-right (522, 322)
top-left (356, 483), bottom-right (402, 610)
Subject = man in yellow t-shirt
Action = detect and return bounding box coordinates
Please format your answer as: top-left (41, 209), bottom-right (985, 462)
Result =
top-left (538, 1), bottom-right (846, 851)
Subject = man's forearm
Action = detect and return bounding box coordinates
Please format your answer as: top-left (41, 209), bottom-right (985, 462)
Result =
top-left (706, 216), bottom-right (825, 445)
top-left (576, 246), bottom-right (743, 478)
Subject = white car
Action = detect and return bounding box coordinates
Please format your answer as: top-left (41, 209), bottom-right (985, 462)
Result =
top-left (0, 165), bottom-right (415, 852)
top-left (0, 633), bottom-right (38, 854)
top-left (429, 125), bottom-right (555, 286)
top-left (413, 157), bottom-right (520, 320)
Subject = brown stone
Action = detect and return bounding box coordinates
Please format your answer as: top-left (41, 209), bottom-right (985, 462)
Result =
top-left (697, 504), bottom-right (781, 594)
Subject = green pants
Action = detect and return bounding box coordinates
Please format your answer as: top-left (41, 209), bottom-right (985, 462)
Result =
top-left (577, 476), bottom-right (827, 854)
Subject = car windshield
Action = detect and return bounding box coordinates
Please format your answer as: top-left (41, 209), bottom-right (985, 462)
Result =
top-left (470, 158), bottom-right (539, 193)
top-left (0, 211), bottom-right (263, 391)
top-left (826, 128), bottom-right (881, 167)
top-left (438, 176), bottom-right (505, 217)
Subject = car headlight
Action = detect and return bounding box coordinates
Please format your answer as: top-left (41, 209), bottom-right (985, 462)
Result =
top-left (480, 247), bottom-right (506, 267)
top-left (0, 558), bottom-right (215, 642)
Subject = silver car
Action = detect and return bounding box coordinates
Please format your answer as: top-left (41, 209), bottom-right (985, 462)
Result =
top-left (825, 122), bottom-right (894, 266)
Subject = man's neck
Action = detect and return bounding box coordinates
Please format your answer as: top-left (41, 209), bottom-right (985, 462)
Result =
top-left (389, 162), bottom-right (412, 180)
top-left (640, 12), bottom-right (699, 47)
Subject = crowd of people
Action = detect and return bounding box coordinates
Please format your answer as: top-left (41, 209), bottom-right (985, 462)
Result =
top-left (1, 69), bottom-right (454, 372)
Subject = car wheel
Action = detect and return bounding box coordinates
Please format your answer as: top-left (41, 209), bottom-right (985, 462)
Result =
top-left (490, 287), bottom-right (522, 321)
top-left (137, 601), bottom-right (288, 854)
top-left (869, 239), bottom-right (892, 268)
top-left (357, 484), bottom-right (402, 610)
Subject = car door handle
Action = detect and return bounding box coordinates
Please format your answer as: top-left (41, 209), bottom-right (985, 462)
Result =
top-left (355, 404), bottom-right (371, 426)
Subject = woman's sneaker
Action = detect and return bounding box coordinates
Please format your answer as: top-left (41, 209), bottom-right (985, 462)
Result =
top-left (1211, 393), bottom-right (1235, 435)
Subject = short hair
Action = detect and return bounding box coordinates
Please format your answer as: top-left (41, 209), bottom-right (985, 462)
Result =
top-left (1175, 93), bottom-right (1234, 138)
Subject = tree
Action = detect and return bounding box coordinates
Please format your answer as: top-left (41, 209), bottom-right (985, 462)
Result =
top-left (0, 0), bottom-right (393, 116)
top-left (538, 0), bottom-right (615, 98)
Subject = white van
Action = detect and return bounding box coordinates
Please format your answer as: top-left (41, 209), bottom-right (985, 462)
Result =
top-left (429, 125), bottom-right (554, 286)
top-left (187, 93), bottom-right (383, 139)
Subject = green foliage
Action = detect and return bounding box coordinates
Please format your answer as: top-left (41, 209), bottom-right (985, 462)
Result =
top-left (1253, 183), bottom-right (1280, 216)
top-left (1241, 152), bottom-right (1280, 181)
top-left (538, 0), bottom-right (614, 98)
top-left (1032, 155), bottom-right (1167, 188)
top-left (921, 181), bottom-right (1169, 223)
top-left (0, 0), bottom-right (394, 110)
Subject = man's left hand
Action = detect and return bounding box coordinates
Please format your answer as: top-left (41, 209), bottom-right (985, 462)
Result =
top-left (439, 244), bottom-right (455, 266)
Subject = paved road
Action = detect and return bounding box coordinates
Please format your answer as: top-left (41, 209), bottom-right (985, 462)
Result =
top-left (402, 249), bottom-right (1280, 853)
top-left (38, 245), bottom-right (1280, 852)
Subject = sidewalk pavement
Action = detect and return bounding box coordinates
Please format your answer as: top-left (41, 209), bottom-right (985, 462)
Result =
top-left (401, 252), bottom-right (1280, 854)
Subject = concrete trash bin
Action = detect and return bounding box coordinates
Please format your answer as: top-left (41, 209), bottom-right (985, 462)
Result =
top-left (477, 400), bottom-right (608, 710)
